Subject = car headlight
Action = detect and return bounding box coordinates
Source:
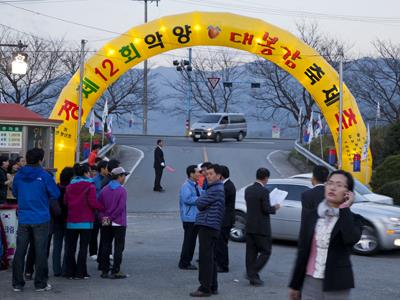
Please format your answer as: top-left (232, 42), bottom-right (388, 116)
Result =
top-left (207, 131), bottom-right (212, 136)
top-left (388, 217), bottom-right (400, 226)
top-left (189, 131), bottom-right (193, 135)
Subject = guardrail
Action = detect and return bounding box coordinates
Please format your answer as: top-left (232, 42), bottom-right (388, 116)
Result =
top-left (294, 141), bottom-right (336, 171)
top-left (80, 142), bottom-right (116, 164)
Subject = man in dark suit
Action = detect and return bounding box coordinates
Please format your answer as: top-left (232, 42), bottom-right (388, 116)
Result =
top-left (215, 165), bottom-right (236, 273)
top-left (153, 139), bottom-right (165, 192)
top-left (301, 165), bottom-right (329, 214)
top-left (245, 168), bottom-right (280, 286)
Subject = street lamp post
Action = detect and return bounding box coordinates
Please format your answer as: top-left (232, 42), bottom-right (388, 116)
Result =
top-left (0, 40), bottom-right (28, 75)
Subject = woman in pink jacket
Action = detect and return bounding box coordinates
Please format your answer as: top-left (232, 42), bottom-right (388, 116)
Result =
top-left (64, 163), bottom-right (103, 279)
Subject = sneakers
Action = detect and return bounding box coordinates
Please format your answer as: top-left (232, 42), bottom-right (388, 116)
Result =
top-left (35, 283), bottom-right (52, 292)
top-left (13, 286), bottom-right (23, 292)
top-left (90, 255), bottom-right (98, 261)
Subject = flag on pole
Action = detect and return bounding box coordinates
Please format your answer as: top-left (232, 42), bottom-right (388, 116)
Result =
top-left (106, 115), bottom-right (113, 134)
top-left (88, 109), bottom-right (95, 136)
top-left (361, 123), bottom-right (370, 161)
top-left (298, 107), bottom-right (302, 126)
top-left (376, 102), bottom-right (381, 119)
top-left (102, 99), bottom-right (108, 125)
top-left (306, 112), bottom-right (314, 144)
top-left (314, 114), bottom-right (323, 137)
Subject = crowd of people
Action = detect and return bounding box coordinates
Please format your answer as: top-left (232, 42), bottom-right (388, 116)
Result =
top-left (0, 140), bottom-right (363, 299)
top-left (0, 147), bottom-right (130, 292)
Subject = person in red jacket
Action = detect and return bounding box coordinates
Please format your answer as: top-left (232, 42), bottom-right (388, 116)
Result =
top-left (64, 163), bottom-right (104, 279)
top-left (88, 145), bottom-right (101, 167)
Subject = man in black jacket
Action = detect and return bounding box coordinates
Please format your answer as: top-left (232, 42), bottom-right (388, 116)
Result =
top-left (215, 165), bottom-right (236, 273)
top-left (153, 139), bottom-right (165, 192)
top-left (301, 165), bottom-right (329, 214)
top-left (245, 168), bottom-right (280, 286)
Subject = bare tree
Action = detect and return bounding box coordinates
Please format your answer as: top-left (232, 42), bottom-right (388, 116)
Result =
top-left (248, 21), bottom-right (352, 137)
top-left (349, 40), bottom-right (400, 124)
top-left (0, 26), bottom-right (67, 115)
top-left (94, 68), bottom-right (159, 126)
top-left (165, 49), bottom-right (244, 115)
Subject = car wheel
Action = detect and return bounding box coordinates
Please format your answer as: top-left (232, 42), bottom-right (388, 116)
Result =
top-left (353, 225), bottom-right (379, 255)
top-left (214, 133), bottom-right (222, 143)
top-left (230, 211), bottom-right (246, 242)
top-left (237, 132), bottom-right (244, 141)
top-left (192, 137), bottom-right (199, 142)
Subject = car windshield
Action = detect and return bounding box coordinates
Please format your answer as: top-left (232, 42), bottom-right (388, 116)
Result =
top-left (354, 180), bottom-right (372, 195)
top-left (197, 115), bottom-right (221, 123)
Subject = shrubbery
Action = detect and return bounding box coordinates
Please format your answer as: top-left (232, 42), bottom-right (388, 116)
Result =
top-left (370, 154), bottom-right (400, 193)
top-left (380, 180), bottom-right (400, 206)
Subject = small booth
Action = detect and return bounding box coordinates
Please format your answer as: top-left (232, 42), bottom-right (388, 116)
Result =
top-left (0, 103), bottom-right (62, 169)
top-left (0, 103), bottom-right (62, 266)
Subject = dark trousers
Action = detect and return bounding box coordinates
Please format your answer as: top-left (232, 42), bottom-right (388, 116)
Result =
top-left (89, 220), bottom-right (100, 256)
top-left (215, 226), bottom-right (231, 270)
top-left (64, 229), bottom-right (91, 278)
top-left (25, 229), bottom-right (52, 275)
top-left (12, 223), bottom-right (49, 289)
top-left (179, 222), bottom-right (198, 267)
top-left (245, 233), bottom-right (272, 280)
top-left (52, 227), bottom-right (65, 276)
top-left (153, 168), bottom-right (164, 190)
top-left (198, 226), bottom-right (219, 293)
top-left (99, 226), bottom-right (126, 274)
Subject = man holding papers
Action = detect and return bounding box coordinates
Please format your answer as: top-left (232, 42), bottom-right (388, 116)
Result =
top-left (244, 168), bottom-right (281, 286)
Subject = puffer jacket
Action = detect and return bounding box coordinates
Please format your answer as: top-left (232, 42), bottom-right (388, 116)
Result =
top-left (195, 181), bottom-right (225, 230)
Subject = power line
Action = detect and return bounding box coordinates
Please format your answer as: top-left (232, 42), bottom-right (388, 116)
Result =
top-left (169, 0), bottom-right (400, 26)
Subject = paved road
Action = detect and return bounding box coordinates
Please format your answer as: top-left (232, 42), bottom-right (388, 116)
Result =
top-left (114, 135), bottom-right (298, 213)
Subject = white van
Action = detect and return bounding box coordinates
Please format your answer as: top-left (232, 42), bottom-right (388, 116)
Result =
top-left (189, 113), bottom-right (247, 142)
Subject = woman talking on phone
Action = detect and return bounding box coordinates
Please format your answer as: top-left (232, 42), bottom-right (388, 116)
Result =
top-left (288, 170), bottom-right (364, 300)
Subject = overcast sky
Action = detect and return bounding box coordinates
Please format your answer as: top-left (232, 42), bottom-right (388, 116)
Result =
top-left (1, 0), bottom-right (399, 66)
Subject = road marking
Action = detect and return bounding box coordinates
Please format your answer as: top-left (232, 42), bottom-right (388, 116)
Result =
top-left (121, 145), bottom-right (144, 185)
top-left (266, 150), bottom-right (283, 176)
top-left (203, 146), bottom-right (209, 162)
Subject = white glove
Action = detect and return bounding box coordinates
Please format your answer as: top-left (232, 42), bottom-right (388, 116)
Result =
top-left (161, 162), bottom-right (165, 167)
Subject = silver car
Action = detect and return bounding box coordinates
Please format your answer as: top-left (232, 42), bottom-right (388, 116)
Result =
top-left (231, 178), bottom-right (400, 255)
top-left (289, 173), bottom-right (393, 205)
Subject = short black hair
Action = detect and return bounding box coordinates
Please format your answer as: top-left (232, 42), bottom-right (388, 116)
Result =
top-left (15, 156), bottom-right (24, 163)
top-left (328, 170), bottom-right (354, 192)
top-left (207, 163), bottom-right (222, 175)
top-left (97, 160), bottom-right (108, 172)
top-left (313, 165), bottom-right (329, 183)
top-left (201, 162), bottom-right (212, 169)
top-left (73, 163), bottom-right (90, 177)
top-left (60, 167), bottom-right (74, 185)
top-left (92, 144), bottom-right (101, 150)
top-left (95, 157), bottom-right (103, 163)
top-left (157, 139), bottom-right (163, 145)
top-left (26, 148), bottom-right (44, 165)
top-left (220, 165), bottom-right (230, 179)
top-left (107, 159), bottom-right (120, 172)
top-left (256, 168), bottom-right (270, 180)
top-left (0, 156), bottom-right (8, 167)
top-left (186, 165), bottom-right (198, 178)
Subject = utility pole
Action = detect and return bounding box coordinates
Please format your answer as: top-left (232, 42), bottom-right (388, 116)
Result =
top-left (188, 48), bottom-right (192, 128)
top-left (133, 0), bottom-right (160, 135)
top-left (76, 39), bottom-right (87, 163)
top-left (338, 52), bottom-right (344, 170)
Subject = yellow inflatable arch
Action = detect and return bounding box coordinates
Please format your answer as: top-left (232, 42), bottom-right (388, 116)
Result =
top-left (50, 11), bottom-right (372, 184)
